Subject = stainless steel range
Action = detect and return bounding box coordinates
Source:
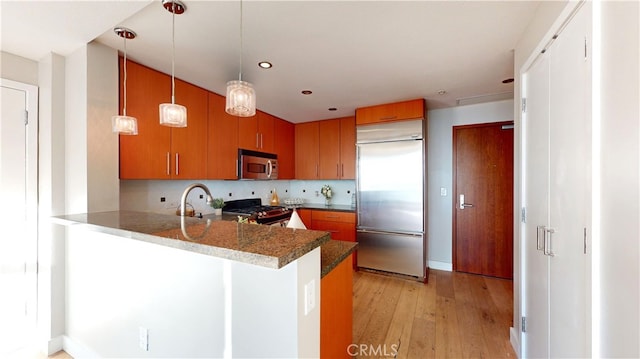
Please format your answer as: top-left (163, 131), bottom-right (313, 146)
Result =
top-left (223, 198), bottom-right (292, 225)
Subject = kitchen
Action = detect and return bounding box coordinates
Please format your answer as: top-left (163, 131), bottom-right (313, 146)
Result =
top-left (1, 1), bottom-right (639, 359)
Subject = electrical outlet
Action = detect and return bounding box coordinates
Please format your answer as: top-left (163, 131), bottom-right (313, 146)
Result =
top-left (304, 279), bottom-right (316, 315)
top-left (139, 327), bottom-right (149, 351)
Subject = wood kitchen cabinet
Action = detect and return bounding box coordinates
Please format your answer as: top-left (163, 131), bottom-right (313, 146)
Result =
top-left (207, 92), bottom-right (239, 179)
top-left (320, 253), bottom-right (353, 359)
top-left (274, 117), bottom-right (295, 179)
top-left (295, 122), bottom-right (320, 179)
top-left (118, 59), bottom-right (207, 179)
top-left (355, 98), bottom-right (425, 125)
top-left (311, 210), bottom-right (357, 268)
top-left (296, 209), bottom-right (313, 228)
top-left (295, 116), bottom-right (355, 180)
top-left (238, 110), bottom-right (275, 153)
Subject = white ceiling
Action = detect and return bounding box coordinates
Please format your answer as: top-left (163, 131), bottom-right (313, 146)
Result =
top-left (1, 1), bottom-right (540, 123)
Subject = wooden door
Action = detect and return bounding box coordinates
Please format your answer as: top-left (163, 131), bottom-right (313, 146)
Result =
top-left (207, 92), bottom-right (238, 179)
top-left (453, 122), bottom-right (514, 279)
top-left (238, 114), bottom-right (259, 150)
top-left (339, 116), bottom-right (356, 179)
top-left (119, 59), bottom-right (171, 179)
top-left (319, 119), bottom-right (341, 179)
top-left (257, 111), bottom-right (275, 152)
top-left (295, 122), bottom-right (319, 179)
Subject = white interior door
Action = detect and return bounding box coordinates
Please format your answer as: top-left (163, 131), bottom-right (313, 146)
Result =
top-left (547, 4), bottom-right (590, 357)
top-left (0, 79), bottom-right (38, 355)
top-left (522, 52), bottom-right (551, 359)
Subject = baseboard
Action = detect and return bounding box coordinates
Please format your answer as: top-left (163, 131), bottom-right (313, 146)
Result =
top-left (63, 335), bottom-right (100, 358)
top-left (46, 336), bottom-right (64, 356)
top-left (510, 326), bottom-right (520, 358)
top-left (428, 260), bottom-right (452, 271)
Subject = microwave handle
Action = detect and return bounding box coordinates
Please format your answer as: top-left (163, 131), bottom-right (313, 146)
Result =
top-left (267, 160), bottom-right (273, 178)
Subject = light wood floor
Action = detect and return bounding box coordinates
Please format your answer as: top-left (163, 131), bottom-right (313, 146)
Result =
top-left (353, 269), bottom-right (516, 359)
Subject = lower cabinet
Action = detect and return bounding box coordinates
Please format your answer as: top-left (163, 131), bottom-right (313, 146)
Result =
top-left (320, 254), bottom-right (353, 359)
top-left (312, 211), bottom-right (357, 269)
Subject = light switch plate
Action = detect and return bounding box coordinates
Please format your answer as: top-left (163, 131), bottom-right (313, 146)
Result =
top-left (304, 279), bottom-right (315, 315)
top-left (440, 187), bottom-right (447, 196)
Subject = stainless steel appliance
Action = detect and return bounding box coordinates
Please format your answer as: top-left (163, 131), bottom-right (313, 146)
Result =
top-left (223, 198), bottom-right (292, 225)
top-left (356, 119), bottom-right (427, 280)
top-left (238, 149), bottom-right (278, 180)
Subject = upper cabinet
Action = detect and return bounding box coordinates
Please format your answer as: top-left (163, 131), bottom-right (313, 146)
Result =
top-left (295, 116), bottom-right (355, 180)
top-left (207, 93), bottom-right (239, 180)
top-left (274, 117), bottom-right (295, 179)
top-left (118, 59), bottom-right (207, 179)
top-left (355, 98), bottom-right (425, 125)
top-left (238, 110), bottom-right (275, 153)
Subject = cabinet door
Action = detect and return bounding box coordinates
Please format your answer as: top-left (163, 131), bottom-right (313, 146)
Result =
top-left (320, 255), bottom-right (353, 359)
top-left (257, 111), bottom-right (275, 153)
top-left (355, 99), bottom-right (424, 125)
top-left (318, 119), bottom-right (341, 179)
top-left (295, 122), bottom-right (319, 179)
top-left (238, 114), bottom-right (259, 150)
top-left (208, 92), bottom-right (239, 179)
top-left (296, 209), bottom-right (313, 229)
top-left (339, 117), bottom-right (356, 179)
top-left (274, 118), bottom-right (295, 179)
top-left (171, 79), bottom-right (208, 179)
top-left (119, 60), bottom-right (171, 179)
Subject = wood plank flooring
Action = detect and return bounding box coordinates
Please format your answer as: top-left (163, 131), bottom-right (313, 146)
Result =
top-left (353, 270), bottom-right (516, 358)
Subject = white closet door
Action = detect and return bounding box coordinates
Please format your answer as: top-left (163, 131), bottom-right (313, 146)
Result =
top-left (548, 4), bottom-right (591, 357)
top-left (523, 52), bottom-right (551, 359)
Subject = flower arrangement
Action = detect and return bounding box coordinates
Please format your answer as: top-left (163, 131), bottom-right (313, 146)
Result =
top-left (211, 198), bottom-right (225, 209)
top-left (321, 185), bottom-right (332, 199)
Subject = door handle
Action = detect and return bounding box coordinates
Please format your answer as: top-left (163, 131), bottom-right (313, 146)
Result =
top-left (544, 227), bottom-right (555, 257)
top-left (459, 194), bottom-right (474, 209)
top-left (536, 225), bottom-right (545, 251)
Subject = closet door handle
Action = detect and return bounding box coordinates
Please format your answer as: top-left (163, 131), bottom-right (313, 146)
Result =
top-left (536, 225), bottom-right (546, 251)
top-left (544, 228), bottom-right (556, 257)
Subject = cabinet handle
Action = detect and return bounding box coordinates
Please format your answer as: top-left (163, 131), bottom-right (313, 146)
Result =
top-left (175, 153), bottom-right (179, 175)
top-left (256, 133), bottom-right (259, 149)
top-left (316, 164), bottom-right (318, 178)
top-left (166, 152), bottom-right (170, 176)
top-left (380, 116), bottom-right (397, 121)
top-left (260, 133), bottom-right (263, 149)
top-left (341, 163), bottom-right (344, 177)
top-left (336, 164), bottom-right (339, 177)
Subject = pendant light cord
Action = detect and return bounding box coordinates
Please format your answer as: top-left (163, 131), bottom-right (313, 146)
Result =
top-left (239, 0), bottom-right (243, 82)
top-left (123, 36), bottom-right (128, 116)
top-left (171, 2), bottom-right (176, 104)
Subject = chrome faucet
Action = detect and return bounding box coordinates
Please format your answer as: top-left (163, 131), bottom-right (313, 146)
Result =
top-left (180, 183), bottom-right (214, 216)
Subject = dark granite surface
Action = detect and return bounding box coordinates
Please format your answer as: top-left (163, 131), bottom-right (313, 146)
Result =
top-left (297, 203), bottom-right (356, 213)
top-left (320, 240), bottom-right (358, 278)
top-left (53, 211), bottom-right (330, 269)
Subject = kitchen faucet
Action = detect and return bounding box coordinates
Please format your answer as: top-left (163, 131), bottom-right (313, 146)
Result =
top-left (180, 183), bottom-right (214, 216)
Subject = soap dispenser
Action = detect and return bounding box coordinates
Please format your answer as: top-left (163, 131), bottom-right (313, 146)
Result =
top-left (270, 188), bottom-right (280, 206)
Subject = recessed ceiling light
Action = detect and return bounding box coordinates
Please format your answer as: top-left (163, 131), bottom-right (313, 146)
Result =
top-left (301, 90), bottom-right (312, 95)
top-left (258, 61), bottom-right (272, 69)
top-left (502, 78), bottom-right (514, 84)
top-left (328, 108), bottom-right (337, 111)
top-left (437, 89), bottom-right (447, 95)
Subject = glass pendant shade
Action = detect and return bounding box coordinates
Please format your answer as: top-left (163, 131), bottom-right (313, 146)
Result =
top-left (111, 115), bottom-right (138, 135)
top-left (225, 80), bottom-right (256, 117)
top-left (159, 103), bottom-right (187, 127)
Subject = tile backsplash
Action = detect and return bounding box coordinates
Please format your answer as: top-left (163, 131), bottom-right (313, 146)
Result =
top-left (120, 179), bottom-right (355, 215)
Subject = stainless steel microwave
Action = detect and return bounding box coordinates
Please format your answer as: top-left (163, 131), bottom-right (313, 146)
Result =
top-left (238, 149), bottom-right (278, 180)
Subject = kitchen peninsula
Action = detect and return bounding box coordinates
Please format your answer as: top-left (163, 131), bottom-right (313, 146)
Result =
top-left (53, 210), bottom-right (354, 358)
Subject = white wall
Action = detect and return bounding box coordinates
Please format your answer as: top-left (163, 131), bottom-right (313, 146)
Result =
top-left (598, 1), bottom-right (639, 357)
top-left (426, 99), bottom-right (514, 271)
top-left (64, 227), bottom-right (320, 358)
top-left (1, 51), bottom-right (38, 85)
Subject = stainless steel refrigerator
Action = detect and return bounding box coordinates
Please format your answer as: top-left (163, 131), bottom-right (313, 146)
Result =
top-left (356, 119), bottom-right (427, 280)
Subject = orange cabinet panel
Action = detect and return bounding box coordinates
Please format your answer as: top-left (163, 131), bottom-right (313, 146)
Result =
top-left (320, 254), bottom-right (353, 359)
top-left (274, 118), bottom-right (295, 179)
top-left (312, 211), bottom-right (356, 225)
top-left (171, 79), bottom-right (208, 179)
top-left (119, 59), bottom-right (171, 179)
top-left (207, 92), bottom-right (239, 179)
top-left (310, 210), bottom-right (357, 268)
top-left (238, 110), bottom-right (275, 153)
top-left (355, 98), bottom-right (425, 125)
top-left (295, 122), bottom-right (320, 179)
top-left (318, 119), bottom-right (341, 179)
top-left (296, 209), bottom-right (313, 229)
top-left (339, 117), bottom-right (356, 179)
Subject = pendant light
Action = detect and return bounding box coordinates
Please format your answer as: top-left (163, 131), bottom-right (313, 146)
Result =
top-left (225, 0), bottom-right (256, 117)
top-left (112, 27), bottom-right (138, 135)
top-left (159, 0), bottom-right (187, 127)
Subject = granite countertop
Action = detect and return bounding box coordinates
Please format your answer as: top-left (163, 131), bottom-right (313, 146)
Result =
top-left (297, 203), bottom-right (356, 213)
top-left (53, 211), bottom-right (330, 269)
top-left (320, 240), bottom-right (358, 278)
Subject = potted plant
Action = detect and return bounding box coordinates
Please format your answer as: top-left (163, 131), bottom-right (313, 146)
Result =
top-left (211, 198), bottom-right (225, 215)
